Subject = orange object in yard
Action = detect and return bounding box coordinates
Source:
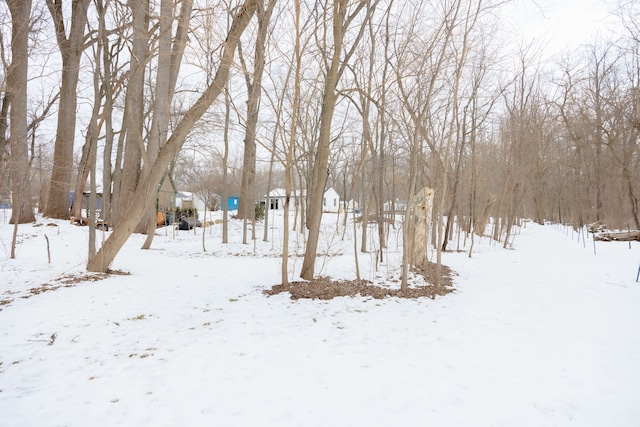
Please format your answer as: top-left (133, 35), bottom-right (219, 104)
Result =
top-left (157, 211), bottom-right (165, 226)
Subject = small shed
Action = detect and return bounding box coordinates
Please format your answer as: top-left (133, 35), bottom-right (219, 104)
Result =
top-left (158, 173), bottom-right (177, 212)
top-left (225, 196), bottom-right (239, 211)
top-left (323, 187), bottom-right (340, 213)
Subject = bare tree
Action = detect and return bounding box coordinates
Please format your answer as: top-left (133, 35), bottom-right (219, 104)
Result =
top-left (281, 0), bottom-right (303, 288)
top-left (111, 0), bottom-right (147, 229)
top-left (222, 83), bottom-right (231, 244)
top-left (498, 65), bottom-right (546, 248)
top-left (140, 0), bottom-right (194, 249)
top-left (87, 0), bottom-right (259, 272)
top-left (44, 0), bottom-right (90, 219)
top-left (394, 0), bottom-right (460, 291)
top-left (236, 0), bottom-right (276, 240)
top-left (300, 0), bottom-right (375, 280)
top-left (6, 0), bottom-right (35, 228)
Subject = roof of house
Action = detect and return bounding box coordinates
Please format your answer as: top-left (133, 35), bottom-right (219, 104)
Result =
top-left (158, 172), bottom-right (177, 192)
top-left (266, 188), bottom-right (287, 198)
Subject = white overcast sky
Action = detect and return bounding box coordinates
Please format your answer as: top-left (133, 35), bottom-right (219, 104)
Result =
top-left (502, 0), bottom-right (620, 59)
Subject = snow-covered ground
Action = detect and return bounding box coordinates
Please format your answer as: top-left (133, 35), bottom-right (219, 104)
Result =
top-left (1, 209), bottom-right (639, 426)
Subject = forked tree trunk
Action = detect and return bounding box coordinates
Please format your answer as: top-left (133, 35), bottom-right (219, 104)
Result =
top-left (301, 0), bottom-right (370, 280)
top-left (139, 0), bottom-right (175, 240)
top-left (300, 60), bottom-right (340, 279)
top-left (113, 0), bottom-right (147, 228)
top-left (44, 0), bottom-right (90, 219)
top-left (98, 0), bottom-right (115, 223)
top-left (87, 0), bottom-right (258, 272)
top-left (141, 0), bottom-right (193, 249)
top-left (237, 0), bottom-right (276, 226)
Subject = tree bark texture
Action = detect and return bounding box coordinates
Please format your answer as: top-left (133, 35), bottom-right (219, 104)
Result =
top-left (409, 187), bottom-right (434, 267)
top-left (141, 0), bottom-right (193, 247)
top-left (7, 0), bottom-right (35, 224)
top-left (301, 0), bottom-right (355, 280)
top-left (44, 0), bottom-right (90, 219)
top-left (237, 0), bottom-right (276, 223)
top-left (113, 0), bottom-right (148, 228)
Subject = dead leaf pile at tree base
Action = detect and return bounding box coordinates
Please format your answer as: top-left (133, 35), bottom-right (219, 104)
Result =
top-left (265, 262), bottom-right (455, 300)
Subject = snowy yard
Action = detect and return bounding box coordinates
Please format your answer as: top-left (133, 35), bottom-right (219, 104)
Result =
top-left (1, 210), bottom-right (639, 426)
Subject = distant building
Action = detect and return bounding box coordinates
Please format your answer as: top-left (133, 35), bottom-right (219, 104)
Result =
top-left (343, 199), bottom-right (359, 212)
top-left (265, 187), bottom-right (340, 213)
top-left (224, 196), bottom-right (239, 211)
top-left (384, 199), bottom-right (408, 212)
top-left (157, 173), bottom-right (177, 212)
top-left (322, 187), bottom-right (340, 213)
top-left (265, 188), bottom-right (288, 210)
top-left (176, 191), bottom-right (206, 211)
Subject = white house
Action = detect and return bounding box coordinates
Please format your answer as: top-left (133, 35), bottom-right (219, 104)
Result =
top-left (176, 191), bottom-right (206, 211)
top-left (322, 187), bottom-right (340, 213)
top-left (265, 187), bottom-right (340, 213)
top-left (265, 188), bottom-right (288, 210)
top-left (265, 188), bottom-right (307, 210)
top-left (384, 199), bottom-right (408, 212)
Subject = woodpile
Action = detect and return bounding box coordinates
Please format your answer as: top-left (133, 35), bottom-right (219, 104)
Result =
top-left (593, 230), bottom-right (640, 241)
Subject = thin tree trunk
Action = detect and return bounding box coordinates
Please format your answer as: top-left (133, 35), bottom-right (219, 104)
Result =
top-left (400, 131), bottom-right (420, 293)
top-left (263, 140), bottom-right (275, 242)
top-left (109, 120), bottom-right (127, 223)
top-left (222, 85), bottom-right (230, 244)
top-left (99, 0), bottom-right (114, 223)
top-left (284, 0), bottom-right (305, 285)
top-left (70, 125), bottom-right (97, 219)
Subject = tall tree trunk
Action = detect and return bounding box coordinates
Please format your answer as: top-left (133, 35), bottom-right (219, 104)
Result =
top-left (434, 0), bottom-right (479, 286)
top-left (282, 0), bottom-right (302, 287)
top-left (7, 0), bottom-right (34, 225)
top-left (44, 0), bottom-right (90, 219)
top-left (237, 0), bottom-right (276, 235)
top-left (300, 0), bottom-right (370, 280)
top-left (222, 84), bottom-right (230, 244)
top-left (99, 0), bottom-right (115, 223)
top-left (141, 0), bottom-right (193, 248)
top-left (87, 54), bottom-right (101, 260)
top-left (263, 135), bottom-right (276, 242)
top-left (115, 0), bottom-right (148, 229)
top-left (375, 3), bottom-right (393, 257)
top-left (442, 114), bottom-right (467, 252)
